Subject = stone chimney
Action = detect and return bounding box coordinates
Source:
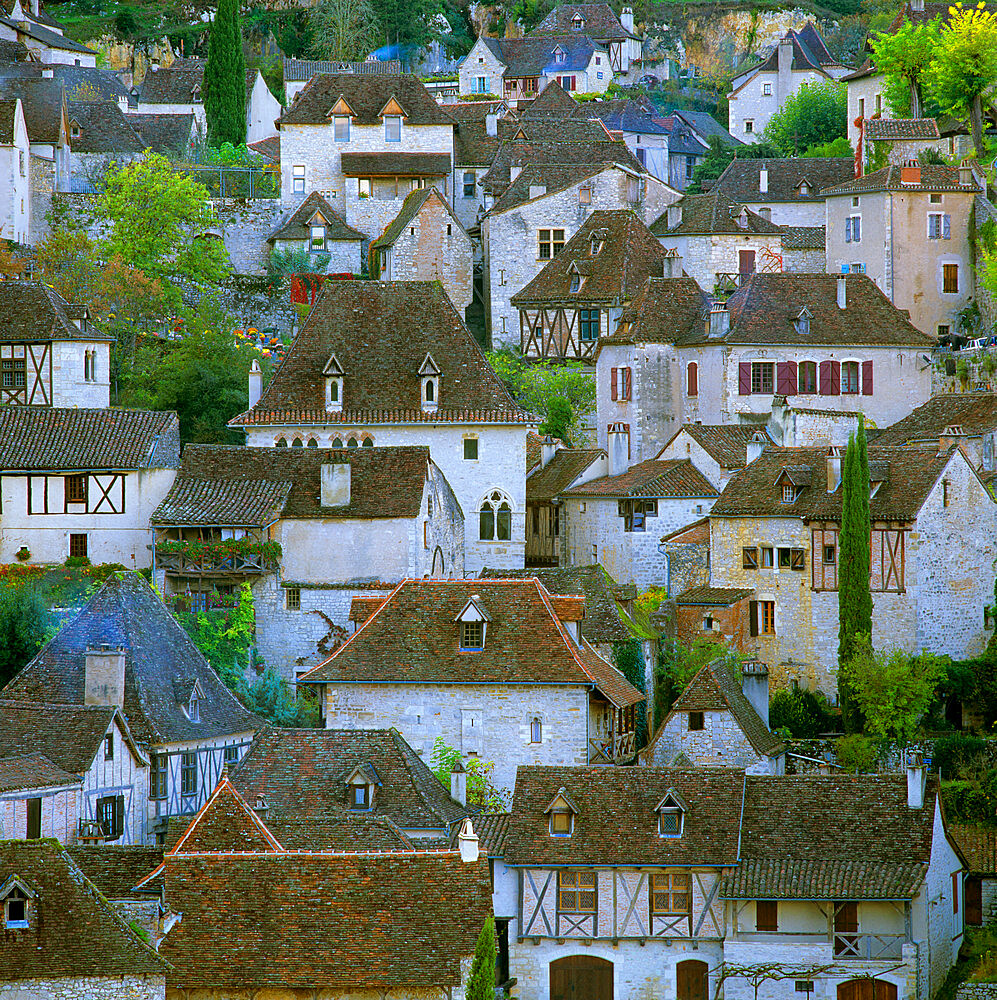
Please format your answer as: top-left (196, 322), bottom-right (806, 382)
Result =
top-left (254, 793), bottom-right (269, 820)
top-left (777, 35), bottom-right (793, 95)
top-left (662, 248), bottom-right (682, 277)
top-left (320, 463), bottom-right (351, 507)
top-left (248, 358), bottom-right (262, 409)
top-left (529, 183), bottom-right (547, 200)
top-left (607, 422), bottom-right (630, 477)
top-left (485, 111), bottom-right (498, 137)
top-left (540, 434), bottom-right (557, 467)
top-left (939, 423), bottom-right (967, 455)
top-left (911, 0), bottom-right (924, 11)
top-left (837, 274), bottom-right (847, 310)
top-left (741, 660), bottom-right (769, 727)
top-left (907, 751), bottom-right (926, 808)
top-left (746, 430), bottom-right (767, 465)
top-left (450, 759), bottom-right (467, 807)
top-left (84, 646), bottom-right (125, 709)
top-left (666, 203), bottom-right (682, 229)
top-left (620, 6), bottom-right (635, 33)
top-left (759, 164), bottom-right (768, 194)
top-left (458, 818), bottom-right (479, 862)
top-left (709, 301), bottom-right (729, 339)
top-left (826, 447), bottom-right (842, 492)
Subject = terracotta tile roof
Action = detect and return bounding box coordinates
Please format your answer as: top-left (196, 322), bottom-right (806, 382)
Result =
top-left (159, 850), bottom-right (492, 990)
top-left (340, 150), bottom-right (451, 176)
top-left (665, 424), bottom-right (759, 470)
top-left (126, 112), bottom-right (194, 155)
top-left (299, 579), bottom-right (644, 708)
top-left (67, 99), bottom-right (142, 152)
top-left (231, 281), bottom-right (530, 427)
top-left (247, 133), bottom-right (279, 162)
top-left (371, 187), bottom-right (463, 251)
top-left (673, 586), bottom-right (753, 605)
top-left (453, 117), bottom-right (514, 167)
top-left (170, 777), bottom-right (284, 853)
top-left (721, 858), bottom-right (928, 899)
top-left (651, 190), bottom-right (783, 236)
top-left (519, 79), bottom-right (580, 115)
top-left (563, 458), bottom-right (719, 499)
top-left (66, 846), bottom-right (165, 899)
top-left (527, 448), bottom-right (605, 501)
top-left (875, 394), bottom-right (997, 447)
top-left (529, 3), bottom-right (636, 40)
top-left (230, 727), bottom-right (467, 829)
top-left (948, 824), bottom-right (997, 874)
top-left (865, 118), bottom-right (940, 141)
top-left (269, 191), bottom-right (364, 243)
top-left (0, 407), bottom-right (179, 471)
top-left (713, 157), bottom-right (854, 204)
top-left (280, 73), bottom-right (453, 127)
top-left (781, 225), bottom-right (826, 249)
top-left (350, 595), bottom-right (387, 623)
top-left (459, 813), bottom-right (510, 856)
top-left (483, 34), bottom-right (606, 77)
top-left (823, 163), bottom-right (977, 196)
top-left (710, 444), bottom-right (957, 520)
top-left (0, 280), bottom-right (103, 342)
top-left (504, 766), bottom-right (745, 865)
top-left (152, 477), bottom-right (291, 528)
top-left (598, 276), bottom-right (709, 350)
top-left (0, 751), bottom-right (79, 792)
top-left (512, 210), bottom-right (665, 306)
top-left (662, 516), bottom-right (710, 543)
top-left (269, 815), bottom-right (416, 850)
top-left (2, 572), bottom-right (261, 746)
top-left (0, 840), bottom-right (170, 979)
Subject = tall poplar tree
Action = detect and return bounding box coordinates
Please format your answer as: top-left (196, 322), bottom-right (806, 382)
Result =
top-left (465, 918), bottom-right (496, 1000)
top-left (203, 0), bottom-right (246, 148)
top-left (837, 415), bottom-right (872, 731)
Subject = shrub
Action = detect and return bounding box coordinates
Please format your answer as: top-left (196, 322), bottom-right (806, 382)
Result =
top-left (769, 687), bottom-right (837, 737)
top-left (941, 778), bottom-right (997, 824)
top-left (65, 555), bottom-right (91, 568)
top-left (835, 733), bottom-right (880, 772)
top-left (933, 732), bottom-right (992, 779)
top-left (0, 584), bottom-right (52, 687)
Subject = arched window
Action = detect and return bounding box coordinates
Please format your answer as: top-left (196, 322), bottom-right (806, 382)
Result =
top-left (291, 438), bottom-right (303, 448)
top-left (329, 379), bottom-right (339, 402)
top-left (275, 437), bottom-right (288, 448)
top-left (687, 361), bottom-right (698, 397)
top-left (479, 490), bottom-right (512, 541)
top-left (425, 379), bottom-right (435, 402)
top-left (362, 437), bottom-right (373, 448)
top-left (332, 437), bottom-right (343, 448)
top-left (530, 716), bottom-right (542, 743)
top-left (347, 437), bottom-right (359, 449)
top-left (307, 437), bottom-right (318, 448)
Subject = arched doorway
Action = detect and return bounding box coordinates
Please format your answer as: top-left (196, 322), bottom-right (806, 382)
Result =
top-left (550, 955), bottom-right (613, 1000)
top-left (837, 979), bottom-right (898, 1000)
top-left (677, 960), bottom-right (709, 1000)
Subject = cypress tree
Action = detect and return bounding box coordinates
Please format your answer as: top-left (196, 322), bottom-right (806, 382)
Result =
top-left (203, 0), bottom-right (246, 148)
top-left (466, 918), bottom-right (496, 1000)
top-left (837, 415), bottom-right (872, 730)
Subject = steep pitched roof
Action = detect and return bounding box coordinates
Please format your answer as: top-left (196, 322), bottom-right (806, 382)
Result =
top-left (504, 766), bottom-right (745, 865)
top-left (67, 98), bottom-right (141, 153)
top-left (137, 58), bottom-right (204, 104)
top-left (268, 190), bottom-right (364, 243)
top-left (169, 776), bottom-right (284, 853)
top-left (0, 839), bottom-right (169, 979)
top-left (231, 281), bottom-right (529, 428)
top-left (484, 34), bottom-right (606, 77)
top-left (585, 97), bottom-right (671, 136)
top-left (151, 477), bottom-right (291, 528)
top-left (527, 448), bottom-right (605, 502)
top-left (519, 78), bottom-right (580, 116)
top-left (563, 458), bottom-right (718, 499)
top-left (713, 157), bottom-right (854, 204)
top-left (0, 97), bottom-right (15, 143)
top-left (823, 163), bottom-right (977, 196)
top-left (664, 424), bottom-right (759, 470)
top-left (230, 727), bottom-right (466, 828)
top-left (529, 3), bottom-right (636, 40)
top-left (875, 394), bottom-right (997, 447)
top-left (0, 15), bottom-right (94, 54)
top-left (0, 407), bottom-right (179, 471)
top-left (2, 572), bottom-right (261, 746)
top-left (0, 280), bottom-right (101, 342)
top-left (371, 187), bottom-right (464, 251)
top-left (732, 23), bottom-right (839, 83)
top-left (673, 108), bottom-right (742, 148)
top-left (948, 824), bottom-right (997, 875)
top-left (598, 276), bottom-right (709, 350)
top-left (0, 751), bottom-right (79, 792)
top-left (511, 209), bottom-right (665, 306)
top-left (651, 190), bottom-right (782, 236)
top-left (125, 111), bottom-right (194, 154)
top-left (298, 579), bottom-right (644, 708)
top-left (279, 73), bottom-right (452, 127)
top-left (490, 158), bottom-right (637, 215)
top-left (66, 846), bottom-right (165, 898)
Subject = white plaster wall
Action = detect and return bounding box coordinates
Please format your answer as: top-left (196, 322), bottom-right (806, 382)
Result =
top-left (459, 39), bottom-right (505, 97)
top-left (728, 68), bottom-right (828, 144)
top-left (0, 104), bottom-right (30, 243)
top-left (0, 785), bottom-right (80, 842)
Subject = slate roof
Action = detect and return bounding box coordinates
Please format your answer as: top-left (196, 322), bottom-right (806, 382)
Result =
top-left (280, 73), bottom-right (452, 127)
top-left (599, 276), bottom-right (709, 350)
top-left (527, 447), bottom-right (605, 502)
top-left (563, 458), bottom-right (719, 499)
top-left (948, 824), bottom-right (997, 875)
top-left (673, 109), bottom-right (742, 148)
top-left (298, 579), bottom-right (645, 708)
top-left (781, 225), bottom-right (826, 250)
top-left (440, 99), bottom-right (508, 122)
top-left (0, 62), bottom-right (128, 103)
top-left (710, 444), bottom-right (958, 520)
top-left (231, 281), bottom-right (530, 427)
top-left (529, 3), bottom-right (637, 40)
top-left (152, 478), bottom-right (291, 528)
top-left (665, 424), bottom-right (759, 470)
top-left (0, 15), bottom-right (94, 54)
top-left (652, 190), bottom-right (783, 236)
top-left (483, 34), bottom-right (606, 77)
top-left (674, 586), bottom-right (753, 605)
top-left (874, 394), bottom-right (997, 447)
top-left (504, 766), bottom-right (745, 865)
top-left (0, 840), bottom-right (170, 979)
top-left (66, 846), bottom-right (165, 898)
top-left (713, 157), bottom-right (854, 204)
top-left (0, 75), bottom-right (64, 142)
top-left (0, 751), bottom-right (79, 792)
top-left (512, 209), bottom-right (665, 306)
top-left (230, 727), bottom-right (466, 828)
top-left (340, 150), bottom-right (451, 176)
top-left (518, 79), bottom-right (579, 117)
top-left (2, 572), bottom-right (261, 746)
top-left (139, 59), bottom-right (258, 106)
top-left (463, 813), bottom-right (510, 856)
top-left (586, 97), bottom-right (671, 136)
top-left (0, 97), bottom-right (16, 143)
top-left (865, 118), bottom-right (940, 141)
top-left (269, 190), bottom-right (364, 243)
top-left (159, 850), bottom-right (492, 991)
top-left (371, 187), bottom-right (462, 251)
top-left (170, 777), bottom-right (283, 854)
top-left (67, 99), bottom-right (142, 153)
top-left (0, 407), bottom-right (179, 471)
top-left (823, 163), bottom-right (977, 196)
top-left (126, 112), bottom-right (194, 155)
top-left (0, 280), bottom-right (101, 342)
top-left (732, 24), bottom-right (838, 82)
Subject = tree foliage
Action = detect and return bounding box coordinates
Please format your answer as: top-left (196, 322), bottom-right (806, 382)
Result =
top-left (309, 0), bottom-right (383, 61)
top-left (653, 639), bottom-right (741, 733)
top-left (686, 136), bottom-right (782, 194)
top-left (0, 584), bottom-right (51, 688)
top-left (804, 136), bottom-right (854, 157)
top-left (611, 639), bottom-right (648, 749)
top-left (539, 395), bottom-right (573, 442)
top-left (369, 0), bottom-right (437, 49)
top-left (466, 918), bottom-right (497, 1000)
top-left (203, 0), bottom-right (247, 147)
top-left (769, 687), bottom-right (837, 737)
top-left (763, 80), bottom-right (847, 156)
top-left (871, 20), bottom-right (941, 118)
top-left (430, 737), bottom-right (507, 809)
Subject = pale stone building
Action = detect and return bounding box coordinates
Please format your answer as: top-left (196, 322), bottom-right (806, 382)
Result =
top-left (297, 578), bottom-right (645, 797)
top-left (656, 424), bottom-right (762, 490)
top-left (0, 0), bottom-right (98, 66)
top-left (446, 98), bottom-right (512, 229)
top-left (266, 190), bottom-right (365, 274)
top-left (948, 825), bottom-right (997, 927)
top-left (0, 97), bottom-right (29, 243)
top-left (229, 280), bottom-right (535, 575)
top-left (528, 4), bottom-right (642, 75)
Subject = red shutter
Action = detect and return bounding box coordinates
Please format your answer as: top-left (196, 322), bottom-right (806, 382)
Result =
top-left (830, 360), bottom-right (840, 394)
top-left (688, 362), bottom-right (698, 396)
top-left (862, 359), bottom-right (873, 395)
top-left (819, 360), bottom-right (831, 395)
top-left (738, 362), bottom-right (751, 395)
top-left (622, 367), bottom-right (632, 400)
top-left (777, 360), bottom-right (797, 395)
top-left (611, 367), bottom-right (618, 401)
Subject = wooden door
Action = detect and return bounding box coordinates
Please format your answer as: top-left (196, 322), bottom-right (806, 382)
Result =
top-left (966, 876), bottom-right (983, 926)
top-left (677, 960), bottom-right (709, 1000)
top-left (834, 901), bottom-right (858, 957)
top-left (550, 956), bottom-right (613, 1000)
top-left (739, 250), bottom-right (756, 275)
top-left (26, 797), bottom-right (41, 839)
top-left (837, 980), bottom-right (897, 1000)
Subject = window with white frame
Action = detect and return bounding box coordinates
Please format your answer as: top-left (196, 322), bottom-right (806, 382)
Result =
top-left (845, 215), bottom-right (861, 242)
top-left (928, 213), bottom-right (951, 240)
top-left (334, 115), bottom-right (350, 142)
top-left (292, 165), bottom-right (305, 194)
top-left (385, 116), bottom-right (402, 142)
top-left (762, 82), bottom-right (772, 95)
top-left (310, 225), bottom-right (326, 250)
top-left (745, 119), bottom-right (754, 133)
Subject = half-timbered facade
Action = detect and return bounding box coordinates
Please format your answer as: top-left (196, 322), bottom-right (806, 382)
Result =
top-left (2, 572), bottom-right (260, 843)
top-left (528, 5), bottom-right (641, 75)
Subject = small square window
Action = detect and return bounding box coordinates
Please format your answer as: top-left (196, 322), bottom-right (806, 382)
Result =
top-left (66, 474), bottom-right (87, 503)
top-left (550, 809), bottom-right (572, 835)
top-left (69, 533), bottom-right (87, 559)
top-left (688, 711), bottom-right (704, 731)
top-left (796, 983), bottom-right (815, 994)
top-left (824, 544), bottom-right (836, 565)
top-left (286, 586), bottom-right (301, 611)
top-left (461, 621), bottom-right (484, 649)
top-left (761, 547), bottom-right (774, 568)
top-left (930, 193), bottom-right (942, 204)
top-left (778, 547), bottom-right (792, 568)
top-left (742, 546), bottom-right (758, 570)
top-left (224, 745), bottom-right (239, 766)
top-left (5, 895), bottom-right (27, 929)
top-left (762, 82), bottom-right (772, 95)
top-left (463, 438), bottom-right (478, 460)
top-left (293, 165), bottom-right (305, 195)
top-left (745, 119), bottom-right (754, 133)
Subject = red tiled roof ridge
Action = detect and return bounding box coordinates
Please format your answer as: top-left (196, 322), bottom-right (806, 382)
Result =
top-left (231, 406), bottom-right (534, 426)
top-left (169, 775), bottom-right (284, 855)
top-left (168, 847), bottom-right (461, 857)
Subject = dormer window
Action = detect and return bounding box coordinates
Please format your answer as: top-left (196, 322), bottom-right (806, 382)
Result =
top-left (189, 690), bottom-right (199, 722)
top-left (385, 115), bottom-right (402, 142)
top-left (572, 13), bottom-right (585, 28)
top-left (351, 783), bottom-right (370, 809)
top-left (545, 788), bottom-right (578, 836)
top-left (782, 483), bottom-right (796, 503)
top-left (590, 237), bottom-right (604, 255)
top-left (553, 45), bottom-right (566, 63)
top-left (334, 115), bottom-right (351, 142)
top-left (656, 789), bottom-right (688, 838)
top-left (462, 621), bottom-right (484, 649)
top-left (457, 593), bottom-right (490, 650)
top-left (4, 890), bottom-right (28, 929)
top-left (346, 763), bottom-right (380, 810)
top-left (795, 307), bottom-right (812, 336)
top-left (191, 83), bottom-right (201, 101)
top-left (324, 352), bottom-right (345, 412)
top-left (419, 353), bottom-right (441, 412)
top-left (310, 225), bottom-right (326, 250)
top-left (799, 182), bottom-right (809, 196)
top-left (70, 120), bottom-right (81, 139)
top-left (570, 273), bottom-right (583, 292)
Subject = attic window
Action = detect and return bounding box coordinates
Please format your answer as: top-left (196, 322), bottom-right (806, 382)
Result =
top-left (550, 808), bottom-right (573, 835)
top-left (795, 307), bottom-right (812, 336)
top-left (799, 182), bottom-right (809, 196)
top-left (4, 890), bottom-right (28, 929)
top-left (570, 274), bottom-right (584, 293)
top-left (553, 45), bottom-right (567, 63)
top-left (572, 13), bottom-right (585, 28)
top-left (782, 483), bottom-right (796, 503)
top-left (188, 689), bottom-right (200, 722)
top-left (70, 121), bottom-right (81, 138)
top-left (461, 621), bottom-right (484, 650)
top-left (350, 783), bottom-right (370, 809)
top-left (310, 225), bottom-right (326, 250)
top-left (656, 789), bottom-right (688, 838)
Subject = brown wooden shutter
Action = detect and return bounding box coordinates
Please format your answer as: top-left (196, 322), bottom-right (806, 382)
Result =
top-left (777, 360), bottom-right (797, 395)
top-left (610, 367), bottom-right (618, 400)
top-left (749, 601), bottom-right (759, 636)
top-left (862, 359), bottom-right (873, 395)
top-left (819, 360), bottom-right (832, 395)
top-left (738, 362), bottom-right (751, 395)
top-left (622, 367), bottom-right (632, 400)
top-left (114, 794), bottom-right (125, 841)
top-left (687, 362), bottom-right (698, 396)
top-left (829, 360), bottom-right (840, 394)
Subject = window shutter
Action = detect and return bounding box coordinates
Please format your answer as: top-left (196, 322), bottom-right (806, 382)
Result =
top-left (854, 217), bottom-right (861, 241)
top-left (861, 359), bottom-right (873, 395)
top-left (738, 362), bottom-right (751, 395)
top-left (114, 794), bottom-right (125, 840)
top-left (622, 367), bottom-right (632, 400)
top-left (943, 214), bottom-right (951, 239)
top-left (610, 367), bottom-right (618, 400)
top-left (777, 360), bottom-right (797, 395)
top-left (687, 362), bottom-right (698, 396)
top-left (829, 359), bottom-right (840, 394)
top-left (749, 601), bottom-right (759, 637)
top-left (819, 359), bottom-right (832, 395)
top-left (845, 217), bottom-right (852, 243)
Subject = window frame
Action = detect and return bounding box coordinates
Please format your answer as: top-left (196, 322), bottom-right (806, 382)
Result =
top-left (578, 308), bottom-right (602, 343)
top-left (760, 600), bottom-right (776, 635)
top-left (104, 733), bottom-right (114, 760)
top-left (464, 438), bottom-right (479, 460)
top-left (350, 782), bottom-right (370, 810)
top-left (530, 716), bottom-right (543, 743)
top-left (150, 754), bottom-right (167, 800)
top-left (384, 115), bottom-right (402, 142)
top-left (180, 751), bottom-right (197, 797)
top-left (841, 360), bottom-right (860, 394)
top-left (688, 711), bottom-right (704, 732)
top-left (65, 473), bottom-right (87, 504)
top-left (333, 115), bottom-right (350, 142)
top-left (756, 899), bottom-right (779, 932)
top-left (69, 533), bottom-right (87, 560)
top-left (742, 546), bottom-right (758, 569)
top-left (4, 893), bottom-right (28, 929)
top-left (761, 546), bottom-right (774, 569)
top-left (798, 360), bottom-right (817, 394)
top-left (292, 164), bottom-right (305, 195)
top-left (463, 171), bottom-right (476, 198)
top-left (286, 586), bottom-right (301, 611)
top-left (558, 870), bottom-right (597, 913)
top-left (550, 808), bottom-right (573, 836)
top-left (751, 361), bottom-right (775, 395)
top-left (538, 228), bottom-right (565, 260)
top-left (309, 225), bottom-right (326, 251)
top-left (650, 871), bottom-right (691, 913)
top-left (461, 620), bottom-right (484, 650)
top-left (943, 263), bottom-right (959, 294)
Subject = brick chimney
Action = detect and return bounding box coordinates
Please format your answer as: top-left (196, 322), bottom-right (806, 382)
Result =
top-left (84, 646), bottom-right (125, 708)
top-left (900, 160), bottom-right (921, 186)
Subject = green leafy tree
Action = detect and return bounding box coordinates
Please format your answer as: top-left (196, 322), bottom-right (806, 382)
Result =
top-left (309, 0), bottom-right (383, 62)
top-left (466, 918), bottom-right (497, 1000)
top-left (369, 0), bottom-right (439, 50)
top-left (769, 687), bottom-right (837, 737)
top-left (926, 2), bottom-right (997, 158)
top-left (763, 80), bottom-right (847, 156)
top-left (430, 738), bottom-right (507, 809)
top-left (871, 20), bottom-right (941, 118)
top-left (241, 667), bottom-right (321, 726)
top-left (0, 584), bottom-right (51, 688)
top-left (840, 636), bottom-right (945, 743)
top-left (539, 395), bottom-right (573, 442)
top-left (804, 136), bottom-right (854, 157)
top-left (686, 136), bottom-right (782, 194)
top-left (837, 416), bottom-right (872, 731)
top-left (203, 0), bottom-right (247, 147)
top-left (612, 639), bottom-right (648, 748)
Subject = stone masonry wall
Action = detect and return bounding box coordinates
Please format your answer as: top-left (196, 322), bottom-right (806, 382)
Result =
top-left (0, 976), bottom-right (165, 1000)
top-left (646, 707), bottom-right (765, 769)
top-left (783, 246), bottom-right (826, 272)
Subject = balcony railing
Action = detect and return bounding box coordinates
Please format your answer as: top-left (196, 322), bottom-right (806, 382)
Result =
top-left (834, 933), bottom-right (906, 960)
top-left (589, 731), bottom-right (636, 763)
top-left (155, 541), bottom-right (280, 577)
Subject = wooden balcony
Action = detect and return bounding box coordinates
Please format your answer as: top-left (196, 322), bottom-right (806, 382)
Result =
top-left (589, 731), bottom-right (636, 764)
top-left (156, 545), bottom-right (278, 578)
top-left (834, 933), bottom-right (906, 960)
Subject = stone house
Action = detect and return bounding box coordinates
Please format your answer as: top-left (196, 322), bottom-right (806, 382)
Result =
top-left (0, 406), bottom-right (180, 567)
top-left (0, 0), bottom-right (98, 66)
top-left (2, 571), bottom-right (261, 842)
top-left (0, 97), bottom-right (29, 243)
top-left (0, 700), bottom-right (149, 844)
top-left (862, 118), bottom-right (949, 169)
top-left (491, 762), bottom-right (963, 1000)
top-left (266, 189), bottom-right (364, 275)
top-left (277, 73), bottom-right (455, 239)
top-left (149, 443), bottom-right (464, 677)
top-left (460, 34), bottom-right (612, 103)
top-left (281, 56), bottom-right (403, 103)
top-left (656, 423), bottom-right (762, 489)
top-left (782, 224), bottom-right (827, 272)
top-left (229, 280), bottom-right (534, 575)
top-left (727, 24), bottom-right (850, 144)
top-left (66, 98), bottom-right (146, 185)
top-left (528, 4), bottom-right (642, 75)
top-left (512, 208), bottom-right (665, 362)
top-left (669, 584), bottom-right (755, 654)
top-left (134, 58), bottom-right (282, 144)
top-left (948, 825), bottom-right (997, 926)
top-left (707, 442), bottom-right (997, 693)
top-left (652, 190), bottom-right (786, 296)
top-left (560, 454), bottom-right (719, 590)
top-left (658, 517), bottom-right (712, 597)
top-left (370, 186), bottom-right (473, 315)
top-left (593, 273), bottom-right (935, 467)
top-left (483, 157), bottom-right (678, 348)
top-left (641, 659), bottom-right (786, 772)
top-left (712, 157), bottom-right (854, 227)
top-left (446, 97), bottom-right (512, 229)
top-left (297, 578), bottom-right (645, 797)
top-left (0, 839), bottom-right (168, 1000)
top-left (822, 162), bottom-right (979, 338)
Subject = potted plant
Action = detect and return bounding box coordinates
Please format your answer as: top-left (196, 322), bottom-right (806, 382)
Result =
top-left (15, 546), bottom-right (29, 562)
